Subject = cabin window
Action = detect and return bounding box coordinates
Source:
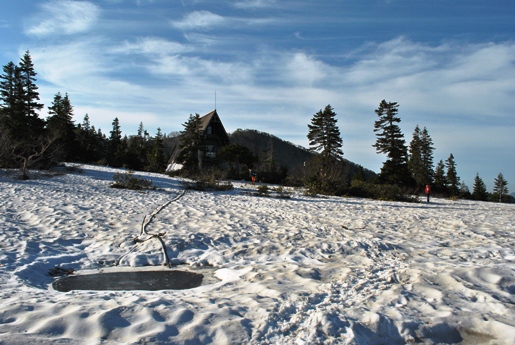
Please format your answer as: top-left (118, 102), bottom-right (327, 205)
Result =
top-left (206, 145), bottom-right (216, 158)
top-left (207, 126), bottom-right (212, 135)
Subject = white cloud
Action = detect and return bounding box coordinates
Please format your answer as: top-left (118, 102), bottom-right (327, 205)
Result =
top-left (283, 52), bottom-right (333, 86)
top-left (113, 37), bottom-right (190, 56)
top-left (232, 0), bottom-right (276, 9)
top-left (171, 11), bottom-right (227, 31)
top-left (25, 0), bottom-right (100, 37)
top-left (152, 55), bottom-right (253, 85)
top-left (30, 40), bottom-right (107, 87)
top-left (321, 38), bottom-right (515, 184)
top-left (109, 37), bottom-right (253, 84)
top-left (342, 38), bottom-right (515, 121)
top-left (345, 38), bottom-right (441, 85)
top-left (73, 106), bottom-right (161, 132)
top-left (171, 10), bottom-right (276, 34)
top-left (30, 41), bottom-right (161, 130)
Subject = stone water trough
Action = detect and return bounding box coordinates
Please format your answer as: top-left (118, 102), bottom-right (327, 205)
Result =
top-left (52, 269), bottom-right (205, 292)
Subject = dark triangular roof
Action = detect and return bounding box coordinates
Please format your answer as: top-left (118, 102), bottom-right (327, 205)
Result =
top-left (199, 110), bottom-right (217, 131)
top-left (199, 109), bottom-right (230, 144)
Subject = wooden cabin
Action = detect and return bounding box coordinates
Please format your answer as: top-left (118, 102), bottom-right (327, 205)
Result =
top-left (167, 110), bottom-right (230, 171)
top-left (199, 109), bottom-right (230, 160)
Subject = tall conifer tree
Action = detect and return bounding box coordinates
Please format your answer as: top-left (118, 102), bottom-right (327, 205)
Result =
top-left (146, 128), bottom-right (166, 172)
top-left (125, 122), bottom-right (149, 170)
top-left (434, 160), bottom-right (447, 192)
top-left (47, 92), bottom-right (76, 161)
top-left (493, 173), bottom-right (509, 202)
top-left (307, 104), bottom-right (343, 160)
top-left (177, 113), bottom-right (205, 171)
top-left (108, 117), bottom-right (124, 167)
top-left (76, 114), bottom-right (101, 163)
top-left (408, 125), bottom-right (424, 187)
top-left (420, 127), bottom-right (434, 183)
top-left (0, 61), bottom-right (22, 124)
top-left (373, 100), bottom-right (411, 185)
top-left (18, 51), bottom-right (44, 137)
top-left (409, 125), bottom-right (435, 189)
top-left (472, 173), bottom-right (489, 201)
top-left (445, 153), bottom-right (460, 196)
top-left (1, 52), bottom-right (44, 139)
top-left (305, 105), bottom-right (345, 193)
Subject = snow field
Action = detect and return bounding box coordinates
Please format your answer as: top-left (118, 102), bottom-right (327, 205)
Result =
top-left (0, 164), bottom-right (514, 344)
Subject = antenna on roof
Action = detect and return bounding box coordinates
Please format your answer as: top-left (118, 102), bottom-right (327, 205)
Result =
top-left (215, 91), bottom-right (217, 110)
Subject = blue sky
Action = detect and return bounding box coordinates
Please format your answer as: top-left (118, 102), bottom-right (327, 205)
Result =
top-left (1, 0), bottom-right (514, 191)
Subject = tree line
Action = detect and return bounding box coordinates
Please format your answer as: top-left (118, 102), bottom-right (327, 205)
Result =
top-left (0, 51), bottom-right (168, 178)
top-left (302, 102), bottom-right (510, 202)
top-left (0, 52), bottom-right (510, 202)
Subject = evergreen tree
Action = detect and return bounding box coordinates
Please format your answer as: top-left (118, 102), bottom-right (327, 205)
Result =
top-left (445, 153), bottom-right (460, 196)
top-left (434, 160), bottom-right (447, 192)
top-left (352, 165), bottom-right (366, 183)
top-left (262, 135), bottom-right (276, 172)
top-left (408, 125), bottom-right (425, 188)
top-left (126, 122), bottom-right (150, 170)
top-left (75, 114), bottom-right (101, 163)
top-left (420, 127), bottom-right (435, 184)
top-left (254, 135), bottom-right (288, 183)
top-left (0, 62), bottom-right (21, 166)
top-left (17, 51), bottom-right (44, 138)
top-left (307, 104), bottom-right (343, 160)
top-left (0, 61), bottom-right (23, 125)
top-left (95, 127), bottom-right (107, 162)
top-left (120, 135), bottom-right (129, 166)
top-left (177, 113), bottom-right (205, 172)
top-left (217, 143), bottom-right (256, 179)
top-left (493, 173), bottom-right (509, 202)
top-left (146, 128), bottom-right (166, 172)
top-left (108, 117), bottom-right (124, 167)
top-left (306, 105), bottom-right (345, 192)
top-left (472, 173), bottom-right (489, 201)
top-left (82, 113), bottom-right (91, 132)
top-left (459, 181), bottom-right (471, 199)
top-left (0, 52), bottom-right (58, 175)
top-left (46, 92), bottom-right (77, 161)
top-left (1, 52), bottom-right (44, 140)
top-left (373, 100), bottom-right (411, 185)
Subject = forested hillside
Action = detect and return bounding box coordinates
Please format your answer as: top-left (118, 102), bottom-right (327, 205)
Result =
top-left (228, 129), bottom-right (376, 182)
top-left (228, 129), bottom-right (312, 171)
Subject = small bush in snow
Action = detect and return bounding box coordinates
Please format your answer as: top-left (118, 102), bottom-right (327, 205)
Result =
top-left (257, 184), bottom-right (270, 196)
top-left (350, 180), bottom-right (416, 202)
top-left (111, 170), bottom-right (155, 190)
top-left (183, 169), bottom-right (234, 191)
top-left (273, 186), bottom-right (291, 199)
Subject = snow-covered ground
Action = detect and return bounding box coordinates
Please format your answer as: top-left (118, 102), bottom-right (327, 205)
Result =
top-left (0, 164), bottom-right (514, 345)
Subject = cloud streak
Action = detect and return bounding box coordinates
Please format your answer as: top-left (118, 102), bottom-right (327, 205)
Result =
top-left (25, 0), bottom-right (100, 37)
top-left (171, 11), bottom-right (227, 31)
top-left (232, 0), bottom-right (277, 9)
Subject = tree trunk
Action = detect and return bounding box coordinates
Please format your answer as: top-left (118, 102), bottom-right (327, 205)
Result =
top-left (197, 149), bottom-right (203, 171)
top-left (21, 158), bottom-right (30, 180)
